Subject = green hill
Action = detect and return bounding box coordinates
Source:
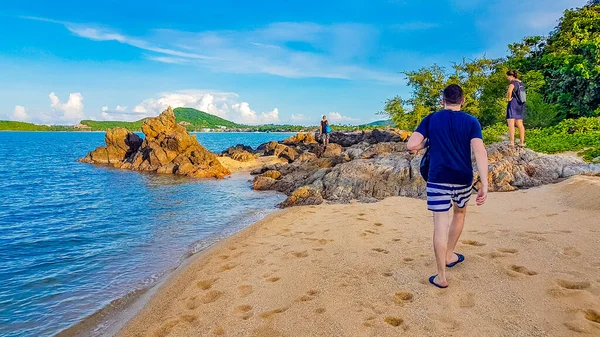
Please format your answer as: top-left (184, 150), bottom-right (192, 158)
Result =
top-left (361, 119), bottom-right (393, 127)
top-left (79, 119), bottom-right (146, 131)
top-left (0, 121), bottom-right (72, 131)
top-left (173, 107), bottom-right (243, 129)
top-left (78, 107), bottom-right (245, 131)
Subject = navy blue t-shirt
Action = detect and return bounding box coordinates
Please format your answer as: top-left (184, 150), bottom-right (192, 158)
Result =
top-left (415, 110), bottom-right (483, 185)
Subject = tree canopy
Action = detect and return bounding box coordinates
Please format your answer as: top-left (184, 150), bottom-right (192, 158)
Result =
top-left (383, 1), bottom-right (600, 129)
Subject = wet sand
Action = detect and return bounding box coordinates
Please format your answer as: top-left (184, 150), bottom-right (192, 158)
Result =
top-left (118, 176), bottom-right (600, 337)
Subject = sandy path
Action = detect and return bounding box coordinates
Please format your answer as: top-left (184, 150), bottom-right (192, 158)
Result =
top-left (118, 176), bottom-right (600, 337)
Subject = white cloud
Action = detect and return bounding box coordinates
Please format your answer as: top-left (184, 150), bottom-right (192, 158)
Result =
top-left (329, 112), bottom-right (359, 123)
top-left (22, 17), bottom-right (403, 84)
top-left (290, 113), bottom-right (307, 122)
top-left (231, 103), bottom-right (280, 124)
top-left (115, 105), bottom-right (127, 112)
top-left (130, 90), bottom-right (278, 125)
top-left (12, 105), bottom-right (28, 121)
top-left (49, 92), bottom-right (84, 122)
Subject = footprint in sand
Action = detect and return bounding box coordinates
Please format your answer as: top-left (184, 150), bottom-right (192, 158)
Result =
top-left (556, 279), bottom-right (591, 290)
top-left (462, 240), bottom-right (486, 247)
top-left (153, 319), bottom-right (180, 337)
top-left (497, 248), bottom-right (519, 254)
top-left (179, 314), bottom-right (198, 323)
top-left (234, 305), bottom-right (254, 320)
top-left (238, 285), bottom-right (253, 297)
top-left (403, 257), bottom-right (414, 262)
top-left (382, 271), bottom-right (394, 277)
top-left (584, 309), bottom-right (600, 324)
top-left (260, 306), bottom-right (289, 319)
top-left (296, 290), bottom-right (319, 302)
top-left (291, 251), bottom-right (309, 258)
top-left (374, 222), bottom-right (384, 227)
top-left (197, 278), bottom-right (218, 290)
top-left (508, 265), bottom-right (538, 276)
top-left (561, 247), bottom-right (582, 258)
top-left (384, 316), bottom-right (404, 327)
top-left (393, 291), bottom-right (414, 305)
top-left (218, 263), bottom-right (237, 272)
top-left (265, 277), bottom-right (281, 283)
top-left (458, 293), bottom-right (476, 308)
top-left (315, 307), bottom-right (326, 314)
top-left (372, 248), bottom-right (390, 254)
top-left (213, 327), bottom-right (225, 335)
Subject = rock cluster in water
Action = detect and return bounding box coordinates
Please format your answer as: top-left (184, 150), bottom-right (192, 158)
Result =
top-left (79, 107), bottom-right (230, 179)
top-left (238, 130), bottom-right (600, 207)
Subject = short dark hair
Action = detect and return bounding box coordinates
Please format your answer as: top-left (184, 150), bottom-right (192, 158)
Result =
top-left (443, 84), bottom-right (464, 105)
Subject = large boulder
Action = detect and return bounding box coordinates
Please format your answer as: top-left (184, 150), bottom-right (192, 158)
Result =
top-left (321, 144), bottom-right (343, 158)
top-left (274, 144), bottom-right (300, 163)
top-left (79, 107), bottom-right (230, 179)
top-left (79, 128), bottom-right (142, 165)
top-left (282, 133), bottom-right (318, 146)
top-left (279, 186), bottom-right (324, 208)
top-left (256, 141), bottom-right (279, 156)
top-left (221, 145), bottom-right (257, 162)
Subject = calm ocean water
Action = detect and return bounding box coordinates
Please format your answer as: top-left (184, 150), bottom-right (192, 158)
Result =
top-left (0, 132), bottom-right (294, 337)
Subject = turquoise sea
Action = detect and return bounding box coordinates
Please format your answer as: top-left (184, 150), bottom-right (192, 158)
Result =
top-left (0, 132), bottom-right (295, 337)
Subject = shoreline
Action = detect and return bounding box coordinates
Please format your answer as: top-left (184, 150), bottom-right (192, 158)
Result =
top-left (55, 172), bottom-right (286, 337)
top-left (57, 210), bottom-right (288, 337)
top-left (115, 176), bottom-right (600, 337)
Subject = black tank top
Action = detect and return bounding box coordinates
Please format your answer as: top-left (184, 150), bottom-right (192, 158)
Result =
top-left (321, 120), bottom-right (328, 133)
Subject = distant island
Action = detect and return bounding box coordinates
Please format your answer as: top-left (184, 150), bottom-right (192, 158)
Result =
top-left (0, 107), bottom-right (392, 132)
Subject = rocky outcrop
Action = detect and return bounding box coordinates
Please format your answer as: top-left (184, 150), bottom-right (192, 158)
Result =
top-left (79, 107), bottom-right (230, 179)
top-left (79, 128), bottom-right (143, 164)
top-left (279, 186), bottom-right (324, 208)
top-left (249, 135), bottom-right (600, 207)
top-left (274, 144), bottom-right (300, 163)
top-left (484, 143), bottom-right (600, 192)
top-left (222, 145), bottom-right (257, 162)
top-left (282, 133), bottom-right (317, 145)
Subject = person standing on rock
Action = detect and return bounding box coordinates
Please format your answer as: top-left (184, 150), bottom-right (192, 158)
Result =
top-left (506, 70), bottom-right (526, 148)
top-left (320, 115), bottom-right (331, 146)
top-left (407, 84), bottom-right (489, 289)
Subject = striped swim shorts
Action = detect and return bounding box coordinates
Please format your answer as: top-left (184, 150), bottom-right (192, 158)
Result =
top-left (426, 182), bottom-right (474, 212)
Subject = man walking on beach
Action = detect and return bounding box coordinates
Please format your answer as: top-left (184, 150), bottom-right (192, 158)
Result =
top-left (407, 84), bottom-right (489, 288)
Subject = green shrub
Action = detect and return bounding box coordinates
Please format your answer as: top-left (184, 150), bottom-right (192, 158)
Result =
top-left (482, 123), bottom-right (508, 144)
top-left (524, 92), bottom-right (561, 128)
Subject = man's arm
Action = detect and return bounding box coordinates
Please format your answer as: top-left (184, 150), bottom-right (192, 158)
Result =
top-left (407, 132), bottom-right (426, 151)
top-left (471, 138), bottom-right (488, 205)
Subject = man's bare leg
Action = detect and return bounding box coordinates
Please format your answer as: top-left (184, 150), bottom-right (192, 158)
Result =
top-left (433, 211), bottom-right (451, 286)
top-left (446, 204), bottom-right (467, 264)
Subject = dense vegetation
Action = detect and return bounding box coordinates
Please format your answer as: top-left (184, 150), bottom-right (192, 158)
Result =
top-left (174, 107), bottom-right (243, 129)
top-left (382, 1), bottom-right (600, 161)
top-left (0, 121), bottom-right (73, 131)
top-left (79, 119), bottom-right (146, 131)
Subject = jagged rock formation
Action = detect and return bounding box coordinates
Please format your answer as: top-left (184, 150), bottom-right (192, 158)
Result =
top-left (246, 131), bottom-right (600, 207)
top-left (79, 107), bottom-right (230, 179)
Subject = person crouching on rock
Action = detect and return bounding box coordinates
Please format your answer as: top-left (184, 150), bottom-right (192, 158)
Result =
top-left (407, 84), bottom-right (489, 289)
top-left (320, 115), bottom-right (331, 146)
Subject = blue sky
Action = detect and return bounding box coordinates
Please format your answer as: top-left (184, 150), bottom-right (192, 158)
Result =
top-left (0, 0), bottom-right (587, 125)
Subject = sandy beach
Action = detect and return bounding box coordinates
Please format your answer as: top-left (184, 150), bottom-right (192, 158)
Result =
top-left (118, 176), bottom-right (600, 337)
